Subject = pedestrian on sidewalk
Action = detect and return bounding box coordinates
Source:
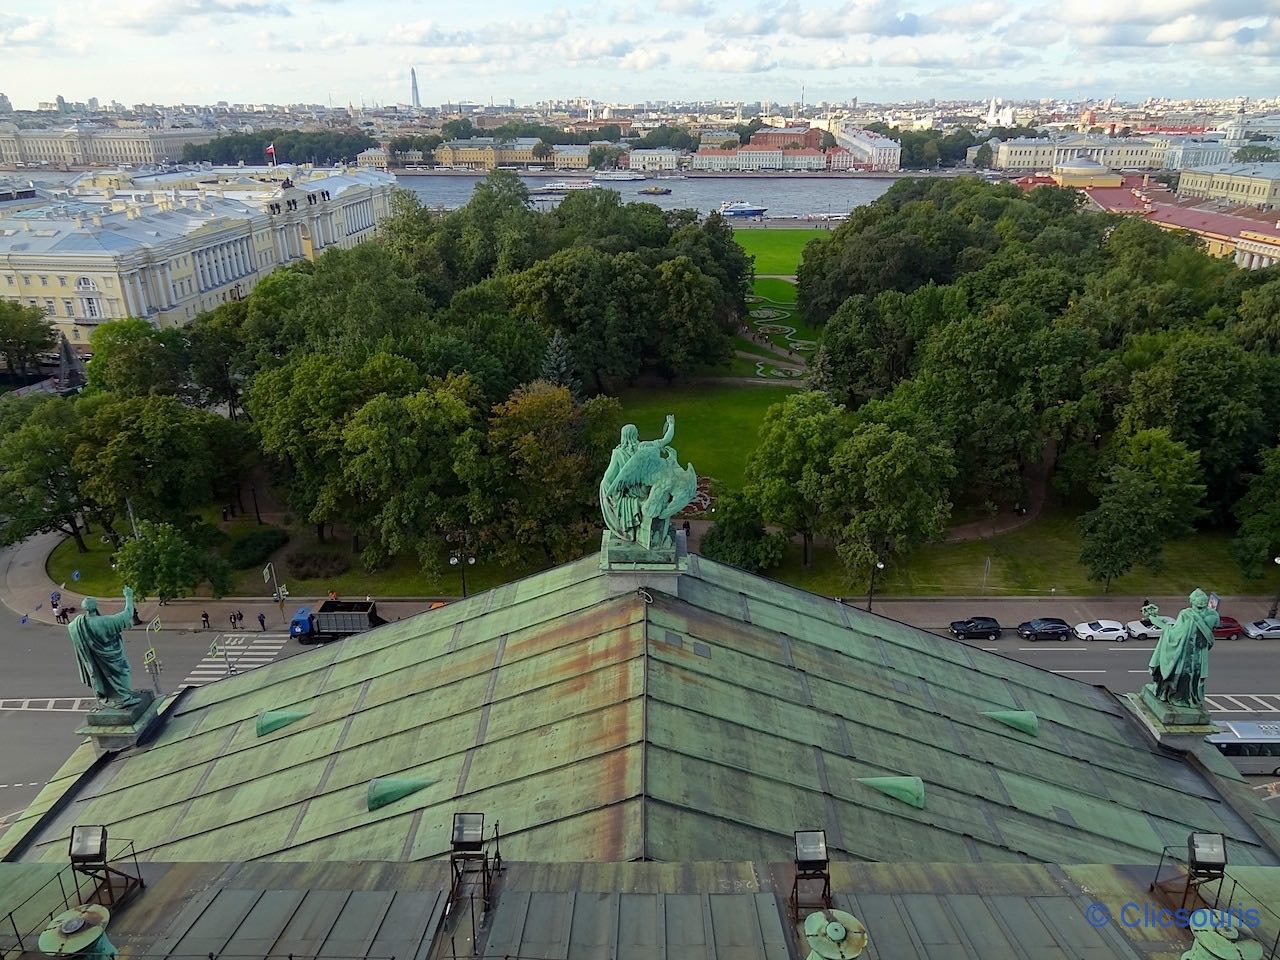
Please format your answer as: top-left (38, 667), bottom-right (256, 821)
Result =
top-left (229, 611), bottom-right (237, 629)
top-left (682, 520), bottom-right (691, 538)
top-left (257, 612), bottom-right (266, 631)
top-left (235, 610), bottom-right (244, 626)
top-left (201, 611), bottom-right (210, 629)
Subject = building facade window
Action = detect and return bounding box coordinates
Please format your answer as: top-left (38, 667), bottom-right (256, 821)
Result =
top-left (39, 275), bottom-right (48, 286)
top-left (84, 298), bottom-right (100, 319)
top-left (63, 299), bottom-right (73, 315)
top-left (44, 299), bottom-right (54, 315)
top-left (76, 277), bottom-right (97, 291)
top-left (58, 276), bottom-right (66, 286)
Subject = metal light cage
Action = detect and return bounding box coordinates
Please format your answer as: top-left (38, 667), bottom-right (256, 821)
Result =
top-left (452, 812), bottom-right (485, 853)
top-left (68, 825), bottom-right (107, 864)
top-left (794, 830), bottom-right (829, 870)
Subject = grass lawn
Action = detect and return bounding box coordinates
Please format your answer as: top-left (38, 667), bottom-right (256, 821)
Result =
top-left (229, 529), bottom-right (591, 598)
top-left (734, 229), bottom-right (827, 275)
top-left (688, 354), bottom-right (768, 378)
top-left (753, 277), bottom-right (798, 303)
top-left (770, 510), bottom-right (1280, 598)
top-left (47, 533), bottom-right (121, 596)
top-left (616, 383), bottom-right (798, 490)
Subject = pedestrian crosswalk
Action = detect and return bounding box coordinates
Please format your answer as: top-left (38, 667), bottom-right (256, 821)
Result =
top-left (180, 633), bottom-right (289, 688)
top-left (1206, 693), bottom-right (1280, 713)
top-left (0, 696), bottom-right (97, 712)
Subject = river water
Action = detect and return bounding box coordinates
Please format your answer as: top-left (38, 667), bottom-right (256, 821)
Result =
top-left (399, 173), bottom-right (894, 219)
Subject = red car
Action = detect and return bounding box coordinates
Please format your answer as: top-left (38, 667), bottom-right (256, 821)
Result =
top-left (1214, 616), bottom-right (1244, 641)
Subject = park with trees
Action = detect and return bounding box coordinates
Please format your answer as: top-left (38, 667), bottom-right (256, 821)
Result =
top-left (4, 172), bottom-right (1280, 603)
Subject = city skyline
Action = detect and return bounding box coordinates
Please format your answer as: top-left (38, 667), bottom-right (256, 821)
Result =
top-left (0, 0), bottom-right (1277, 108)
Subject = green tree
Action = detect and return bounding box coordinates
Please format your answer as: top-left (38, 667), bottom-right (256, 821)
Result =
top-left (700, 490), bottom-right (785, 572)
top-left (744, 391), bottom-right (850, 567)
top-left (76, 395), bottom-right (248, 527)
top-left (974, 143), bottom-right (993, 168)
top-left (0, 301), bottom-right (55, 384)
top-left (86, 318), bottom-right (189, 398)
top-left (540, 328), bottom-right (582, 400)
top-left (0, 396), bottom-right (104, 552)
top-left (820, 130), bottom-right (837, 150)
top-left (1229, 278), bottom-right (1280, 353)
top-left (1078, 429), bottom-right (1205, 589)
top-left (531, 140), bottom-right (554, 161)
top-left (1232, 446), bottom-right (1280, 578)
top-left (115, 520), bottom-right (231, 600)
top-left (460, 381), bottom-right (619, 565)
top-left (441, 118), bottom-right (475, 140)
top-left (1234, 144), bottom-right (1278, 163)
top-left (808, 422), bottom-right (955, 583)
top-left (185, 301), bottom-right (250, 419)
top-left (341, 373), bottom-right (481, 567)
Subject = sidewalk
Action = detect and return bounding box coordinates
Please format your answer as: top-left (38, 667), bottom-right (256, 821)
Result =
top-left (4, 533), bottom-right (1276, 633)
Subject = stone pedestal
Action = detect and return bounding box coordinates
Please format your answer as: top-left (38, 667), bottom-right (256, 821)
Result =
top-left (600, 530), bottom-right (689, 598)
top-left (1123, 684), bottom-right (1219, 752)
top-left (75, 690), bottom-right (160, 755)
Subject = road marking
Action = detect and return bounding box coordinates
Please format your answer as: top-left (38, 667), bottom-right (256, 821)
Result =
top-left (1205, 694), bottom-right (1280, 713)
top-left (180, 633), bottom-right (289, 688)
top-left (0, 697), bottom-right (97, 712)
top-left (1053, 669), bottom-right (1107, 675)
top-left (1018, 647), bottom-right (1087, 652)
top-left (0, 782), bottom-right (43, 789)
top-left (1254, 782), bottom-right (1280, 802)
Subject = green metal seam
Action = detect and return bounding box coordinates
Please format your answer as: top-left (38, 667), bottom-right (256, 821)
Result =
top-left (641, 590), bottom-right (650, 862)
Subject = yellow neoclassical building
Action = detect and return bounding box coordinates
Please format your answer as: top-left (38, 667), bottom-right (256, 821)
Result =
top-left (434, 137), bottom-right (543, 170)
top-left (1178, 163), bottom-right (1280, 207)
top-left (0, 165), bottom-right (396, 343)
top-left (0, 124), bottom-right (220, 167)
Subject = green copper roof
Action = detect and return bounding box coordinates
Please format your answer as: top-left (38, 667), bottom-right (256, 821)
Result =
top-left (5, 550), bottom-right (1278, 866)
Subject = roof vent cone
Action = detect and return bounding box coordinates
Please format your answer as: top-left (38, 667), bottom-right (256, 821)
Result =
top-left (803, 909), bottom-right (868, 960)
top-left (983, 710), bottom-right (1039, 736)
top-left (256, 708), bottom-right (311, 737)
top-left (856, 775), bottom-right (925, 809)
top-left (367, 776), bottom-right (437, 811)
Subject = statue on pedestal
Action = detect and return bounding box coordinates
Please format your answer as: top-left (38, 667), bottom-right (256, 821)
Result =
top-left (600, 415), bottom-right (698, 552)
top-left (68, 587), bottom-right (140, 709)
top-left (1145, 589), bottom-right (1218, 710)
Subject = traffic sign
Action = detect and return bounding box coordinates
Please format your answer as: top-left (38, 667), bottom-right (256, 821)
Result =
top-left (72, 569), bottom-right (81, 582)
top-left (263, 563), bottom-right (272, 584)
top-left (144, 648), bottom-right (159, 666)
top-left (208, 640), bottom-right (219, 657)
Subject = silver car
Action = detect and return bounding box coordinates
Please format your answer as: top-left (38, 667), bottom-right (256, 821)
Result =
top-left (1074, 619), bottom-right (1128, 642)
top-left (1243, 618), bottom-right (1280, 640)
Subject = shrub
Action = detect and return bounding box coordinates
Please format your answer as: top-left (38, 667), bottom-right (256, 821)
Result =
top-left (227, 526), bottom-right (290, 569)
top-left (284, 551), bottom-right (350, 580)
top-left (701, 491), bottom-right (785, 573)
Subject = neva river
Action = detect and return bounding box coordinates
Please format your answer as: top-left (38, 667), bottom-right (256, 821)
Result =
top-left (399, 173), bottom-right (895, 220)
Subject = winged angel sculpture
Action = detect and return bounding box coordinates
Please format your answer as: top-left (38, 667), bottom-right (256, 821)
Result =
top-left (600, 415), bottom-right (698, 551)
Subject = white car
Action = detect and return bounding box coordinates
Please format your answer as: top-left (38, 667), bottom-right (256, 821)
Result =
top-left (1075, 619), bottom-right (1128, 642)
top-left (1125, 617), bottom-right (1163, 641)
top-left (1243, 618), bottom-right (1280, 640)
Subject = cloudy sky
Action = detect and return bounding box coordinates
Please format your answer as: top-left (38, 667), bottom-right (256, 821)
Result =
top-left (1, 0), bottom-right (1277, 108)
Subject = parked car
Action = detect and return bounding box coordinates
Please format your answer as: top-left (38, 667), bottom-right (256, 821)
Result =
top-left (1074, 619), bottom-right (1128, 642)
top-left (1016, 617), bottom-right (1072, 641)
top-left (1213, 616), bottom-right (1244, 641)
top-left (1243, 618), bottom-right (1280, 640)
top-left (1125, 617), bottom-right (1163, 641)
top-left (949, 616), bottom-right (1002, 640)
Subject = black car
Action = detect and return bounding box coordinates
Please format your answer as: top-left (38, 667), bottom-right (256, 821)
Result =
top-left (1016, 617), bottom-right (1072, 641)
top-left (949, 616), bottom-right (1002, 640)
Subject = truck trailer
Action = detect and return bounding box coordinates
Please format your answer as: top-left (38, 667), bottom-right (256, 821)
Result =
top-left (290, 599), bottom-right (386, 644)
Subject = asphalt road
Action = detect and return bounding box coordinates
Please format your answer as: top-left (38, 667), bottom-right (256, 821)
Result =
top-left (2, 605), bottom-right (1277, 827)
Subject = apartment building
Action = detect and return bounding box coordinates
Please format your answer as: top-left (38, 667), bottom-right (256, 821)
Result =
top-left (1178, 163), bottom-right (1280, 207)
top-left (0, 124), bottom-right (220, 167)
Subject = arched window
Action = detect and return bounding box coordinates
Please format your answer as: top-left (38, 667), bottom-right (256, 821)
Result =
top-left (75, 277), bottom-right (97, 291)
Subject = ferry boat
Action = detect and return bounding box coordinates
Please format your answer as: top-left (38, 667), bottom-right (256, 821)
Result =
top-left (638, 185), bottom-right (672, 195)
top-left (719, 200), bottom-right (767, 217)
top-left (594, 170), bottom-right (646, 181)
top-left (531, 180), bottom-right (597, 194)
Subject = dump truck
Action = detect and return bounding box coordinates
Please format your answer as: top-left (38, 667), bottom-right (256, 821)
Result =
top-left (290, 599), bottom-right (386, 644)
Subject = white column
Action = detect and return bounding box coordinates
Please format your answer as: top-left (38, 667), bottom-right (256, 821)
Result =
top-left (119, 272), bottom-right (135, 317)
top-left (134, 271), bottom-right (150, 315)
top-left (163, 261), bottom-right (175, 304)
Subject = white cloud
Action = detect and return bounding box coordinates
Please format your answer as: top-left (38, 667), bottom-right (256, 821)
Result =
top-left (620, 48), bottom-right (671, 69)
top-left (702, 44), bottom-right (779, 71)
top-left (110, 0), bottom-right (291, 35)
top-left (0, 14), bottom-right (52, 46)
top-left (657, 0), bottom-right (711, 14)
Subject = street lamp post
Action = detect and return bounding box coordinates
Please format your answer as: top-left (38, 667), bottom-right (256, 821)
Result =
top-left (1269, 556), bottom-right (1280, 619)
top-left (866, 559), bottom-right (885, 612)
top-left (448, 530), bottom-right (477, 598)
top-left (263, 562), bottom-right (286, 624)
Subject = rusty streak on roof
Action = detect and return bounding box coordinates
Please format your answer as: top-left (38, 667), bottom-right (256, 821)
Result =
top-left (3, 550), bottom-right (1278, 867)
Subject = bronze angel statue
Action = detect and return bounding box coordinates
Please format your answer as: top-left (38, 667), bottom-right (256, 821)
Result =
top-left (600, 415), bottom-right (698, 550)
